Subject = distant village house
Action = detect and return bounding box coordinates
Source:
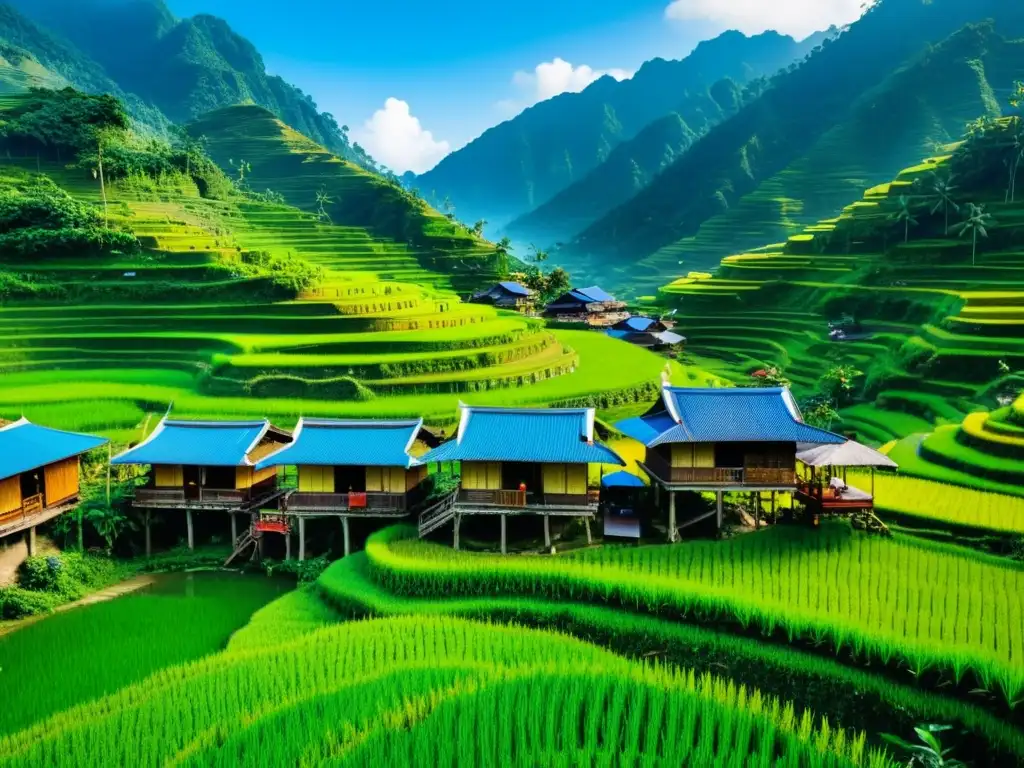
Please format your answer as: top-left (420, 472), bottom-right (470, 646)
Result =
top-left (470, 281), bottom-right (536, 312)
top-left (543, 286), bottom-right (629, 327)
top-left (607, 316), bottom-right (685, 348)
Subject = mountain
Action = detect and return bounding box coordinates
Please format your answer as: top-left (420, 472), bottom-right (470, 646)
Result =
top-left (413, 30), bottom-right (825, 230)
top-left (556, 0), bottom-right (1024, 293)
top-left (504, 77), bottom-right (758, 247)
top-left (2, 0), bottom-right (378, 170)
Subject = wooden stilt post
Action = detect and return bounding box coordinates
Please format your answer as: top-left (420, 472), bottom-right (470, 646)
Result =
top-left (186, 509), bottom-right (194, 551)
top-left (231, 513), bottom-right (238, 545)
top-left (543, 514), bottom-right (551, 551)
top-left (584, 515), bottom-right (592, 546)
top-left (716, 491), bottom-right (724, 530)
top-left (342, 516), bottom-right (351, 558)
top-left (285, 528), bottom-right (292, 560)
top-left (668, 491), bottom-right (677, 542)
top-left (145, 510), bottom-right (152, 557)
top-left (654, 483), bottom-right (660, 507)
top-left (26, 526), bottom-right (36, 557)
top-left (871, 468), bottom-right (875, 499)
top-left (453, 513), bottom-right (461, 551)
top-left (257, 534), bottom-right (264, 560)
top-left (298, 517), bottom-right (306, 562)
top-left (771, 490), bottom-right (776, 522)
top-left (500, 514), bottom-right (507, 555)
top-left (754, 493), bottom-right (761, 530)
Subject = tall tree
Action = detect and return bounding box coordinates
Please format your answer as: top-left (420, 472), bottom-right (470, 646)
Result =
top-left (952, 203), bottom-right (994, 267)
top-left (928, 172), bottom-right (958, 235)
top-left (891, 195), bottom-right (918, 244)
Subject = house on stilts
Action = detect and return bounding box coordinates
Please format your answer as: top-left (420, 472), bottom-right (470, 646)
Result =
top-left (254, 418), bottom-right (432, 560)
top-left (0, 419), bottom-right (108, 553)
top-left (419, 405), bottom-right (625, 552)
top-left (111, 418), bottom-right (292, 554)
top-left (617, 385), bottom-right (856, 540)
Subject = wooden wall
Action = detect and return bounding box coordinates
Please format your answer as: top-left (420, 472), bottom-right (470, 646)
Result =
top-left (406, 465), bottom-right (428, 491)
top-left (670, 444), bottom-right (715, 469)
top-left (299, 466), bottom-right (335, 493)
top-left (236, 466), bottom-right (277, 490)
top-left (461, 462), bottom-right (501, 490)
top-left (44, 458), bottom-right (79, 506)
top-left (541, 464), bottom-right (587, 495)
top-left (0, 475), bottom-right (20, 515)
top-left (366, 466), bottom-right (406, 493)
top-left (154, 465), bottom-right (184, 487)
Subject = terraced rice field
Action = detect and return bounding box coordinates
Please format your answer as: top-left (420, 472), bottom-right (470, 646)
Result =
top-left (0, 151), bottom-right (678, 437)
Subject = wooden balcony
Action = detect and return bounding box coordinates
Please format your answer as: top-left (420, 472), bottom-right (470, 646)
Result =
top-left (285, 491), bottom-right (408, 516)
top-left (643, 454), bottom-right (796, 488)
top-left (456, 489), bottom-right (597, 515)
top-left (132, 485), bottom-right (282, 511)
top-left (0, 494), bottom-right (77, 538)
top-left (796, 481), bottom-right (873, 512)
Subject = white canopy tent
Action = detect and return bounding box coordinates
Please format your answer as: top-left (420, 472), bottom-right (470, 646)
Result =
top-left (796, 439), bottom-right (898, 499)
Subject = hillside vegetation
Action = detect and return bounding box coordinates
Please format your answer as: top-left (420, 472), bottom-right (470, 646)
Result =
top-left (660, 110), bottom-right (1024, 498)
top-left (415, 30), bottom-right (823, 229)
top-left (555, 0), bottom-right (1024, 292)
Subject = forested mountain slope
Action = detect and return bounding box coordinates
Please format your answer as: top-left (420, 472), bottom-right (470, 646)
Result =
top-left (557, 0), bottom-right (1024, 294)
top-left (2, 0), bottom-right (378, 170)
top-left (414, 30), bottom-right (823, 229)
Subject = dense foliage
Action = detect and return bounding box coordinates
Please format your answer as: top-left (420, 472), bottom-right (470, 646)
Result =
top-left (0, 175), bottom-right (137, 259)
top-left (0, 87), bottom-right (128, 159)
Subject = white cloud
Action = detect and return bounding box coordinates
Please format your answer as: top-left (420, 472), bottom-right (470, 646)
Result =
top-left (497, 58), bottom-right (633, 117)
top-left (354, 98), bottom-right (450, 175)
top-left (664, 0), bottom-right (874, 39)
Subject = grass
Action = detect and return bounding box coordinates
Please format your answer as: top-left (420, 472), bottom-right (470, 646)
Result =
top-left (0, 615), bottom-right (889, 768)
top-left (0, 572), bottom-right (286, 736)
top-left (368, 524), bottom-right (1024, 710)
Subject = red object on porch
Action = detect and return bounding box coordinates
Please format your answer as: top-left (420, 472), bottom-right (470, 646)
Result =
top-left (255, 515), bottom-right (290, 534)
top-left (349, 492), bottom-right (367, 508)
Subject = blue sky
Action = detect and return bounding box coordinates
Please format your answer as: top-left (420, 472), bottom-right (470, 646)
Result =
top-left (165, 0), bottom-right (870, 174)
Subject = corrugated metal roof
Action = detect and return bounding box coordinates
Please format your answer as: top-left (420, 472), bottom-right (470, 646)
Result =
top-left (423, 405), bottom-right (625, 465)
top-left (111, 419), bottom-right (278, 467)
top-left (0, 419), bottom-right (108, 481)
top-left (498, 281), bottom-right (532, 296)
top-left (615, 387), bottom-right (845, 446)
top-left (654, 331), bottom-right (686, 345)
top-left (256, 418), bottom-right (423, 469)
top-left (620, 317), bottom-right (655, 332)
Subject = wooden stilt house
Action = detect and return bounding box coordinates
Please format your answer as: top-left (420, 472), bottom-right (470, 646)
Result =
top-left (256, 418), bottom-right (431, 558)
top-left (0, 419), bottom-right (108, 550)
top-left (111, 418), bottom-right (292, 552)
top-left (418, 405), bottom-right (625, 552)
top-left (617, 385), bottom-right (845, 540)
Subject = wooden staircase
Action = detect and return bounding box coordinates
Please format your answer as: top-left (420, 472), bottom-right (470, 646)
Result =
top-left (224, 528), bottom-right (260, 566)
top-left (417, 492), bottom-right (458, 538)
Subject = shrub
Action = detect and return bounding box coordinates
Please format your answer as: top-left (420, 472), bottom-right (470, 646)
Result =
top-left (0, 586), bottom-right (59, 619)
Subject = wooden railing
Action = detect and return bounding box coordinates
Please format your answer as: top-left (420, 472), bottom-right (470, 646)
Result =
top-left (134, 487), bottom-right (248, 506)
top-left (643, 454), bottom-right (796, 487)
top-left (22, 494), bottom-right (43, 516)
top-left (287, 492), bottom-right (407, 513)
top-left (459, 489), bottom-right (527, 507)
top-left (457, 489), bottom-right (594, 509)
top-left (0, 494), bottom-right (62, 536)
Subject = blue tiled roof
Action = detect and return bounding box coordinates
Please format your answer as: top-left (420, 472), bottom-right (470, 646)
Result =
top-left (0, 419), bottom-right (108, 481)
top-left (601, 470), bottom-right (646, 488)
top-left (256, 418), bottom-right (423, 469)
top-left (615, 387), bottom-right (845, 445)
top-left (423, 406), bottom-right (625, 466)
top-left (498, 281), bottom-right (532, 296)
top-left (112, 419), bottom-right (277, 467)
top-left (577, 286), bottom-right (616, 303)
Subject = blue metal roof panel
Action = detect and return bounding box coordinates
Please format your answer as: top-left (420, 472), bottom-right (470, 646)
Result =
top-left (111, 419), bottom-right (271, 467)
top-left (422, 407), bottom-right (625, 466)
top-left (567, 290), bottom-right (594, 304)
top-left (614, 412), bottom-right (675, 445)
top-left (605, 330), bottom-right (630, 340)
top-left (256, 419), bottom-right (422, 469)
top-left (621, 317), bottom-right (655, 332)
top-left (0, 420), bottom-right (108, 480)
top-left (601, 470), bottom-right (646, 488)
top-left (578, 286), bottom-right (616, 302)
top-left (650, 387), bottom-right (845, 445)
top-left (498, 281), bottom-right (531, 296)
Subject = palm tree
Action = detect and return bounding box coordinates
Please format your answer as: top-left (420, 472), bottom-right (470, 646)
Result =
top-left (529, 243), bottom-right (549, 270)
top-left (494, 236), bottom-right (511, 276)
top-left (1005, 120), bottom-right (1024, 203)
top-left (891, 195), bottom-right (918, 244)
top-left (315, 186), bottom-right (333, 223)
top-left (952, 203), bottom-right (994, 267)
top-left (929, 173), bottom-right (959, 235)
top-left (442, 196), bottom-right (455, 220)
top-left (471, 219), bottom-right (487, 237)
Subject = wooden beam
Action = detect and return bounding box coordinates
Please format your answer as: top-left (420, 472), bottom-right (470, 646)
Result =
top-left (543, 514), bottom-right (551, 551)
top-left (186, 509), bottom-right (194, 551)
top-left (298, 516), bottom-right (306, 562)
top-left (584, 515), bottom-right (593, 546)
top-left (716, 491), bottom-right (723, 530)
top-left (342, 516), bottom-right (351, 558)
top-left (145, 510), bottom-right (152, 557)
top-left (26, 526), bottom-right (36, 557)
top-left (500, 514), bottom-right (507, 555)
top-left (230, 513), bottom-right (238, 545)
top-left (754, 493), bottom-right (761, 530)
top-left (453, 512), bottom-right (461, 551)
top-left (668, 491), bottom-right (677, 542)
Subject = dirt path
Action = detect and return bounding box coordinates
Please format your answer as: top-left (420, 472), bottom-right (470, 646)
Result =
top-left (0, 535), bottom-right (59, 587)
top-left (0, 574), bottom-right (157, 638)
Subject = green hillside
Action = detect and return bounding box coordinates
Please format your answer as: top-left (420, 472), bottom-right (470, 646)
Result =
top-left (415, 29), bottom-right (822, 229)
top-left (557, 0), bottom-right (1024, 293)
top-left (659, 115), bottom-right (1024, 497)
top-left (0, 94), bottom-right (689, 440)
top-left (2, 0), bottom-right (378, 169)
